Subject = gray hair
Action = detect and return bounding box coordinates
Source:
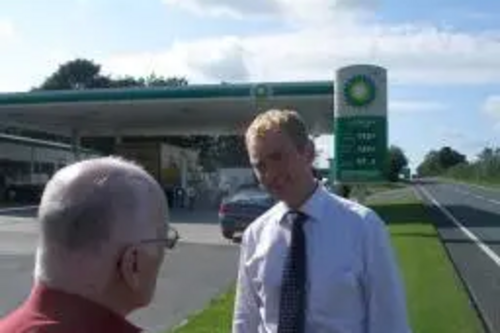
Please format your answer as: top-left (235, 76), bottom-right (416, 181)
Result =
top-left (34, 156), bottom-right (165, 281)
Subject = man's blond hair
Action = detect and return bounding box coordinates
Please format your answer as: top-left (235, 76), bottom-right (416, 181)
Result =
top-left (245, 109), bottom-right (311, 150)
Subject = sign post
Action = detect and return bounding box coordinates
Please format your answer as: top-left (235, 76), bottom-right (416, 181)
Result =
top-left (334, 65), bottom-right (388, 184)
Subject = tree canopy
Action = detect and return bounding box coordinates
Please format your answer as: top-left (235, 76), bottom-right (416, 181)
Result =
top-left (417, 146), bottom-right (467, 177)
top-left (386, 145), bottom-right (409, 181)
top-left (34, 58), bottom-right (188, 91)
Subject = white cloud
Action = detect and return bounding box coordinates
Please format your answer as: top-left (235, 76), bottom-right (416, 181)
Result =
top-left (482, 95), bottom-right (500, 131)
top-left (483, 95), bottom-right (500, 118)
top-left (163, 0), bottom-right (281, 19)
top-left (75, 0), bottom-right (90, 6)
top-left (104, 37), bottom-right (250, 82)
top-left (101, 0), bottom-right (500, 86)
top-left (0, 19), bottom-right (15, 40)
top-left (436, 127), bottom-right (496, 159)
top-left (389, 100), bottom-right (448, 113)
top-left (163, 0), bottom-right (378, 23)
top-left (185, 38), bottom-right (250, 82)
top-left (103, 21), bottom-right (500, 86)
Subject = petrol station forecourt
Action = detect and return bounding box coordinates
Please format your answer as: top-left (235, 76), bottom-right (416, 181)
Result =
top-left (0, 65), bottom-right (486, 332)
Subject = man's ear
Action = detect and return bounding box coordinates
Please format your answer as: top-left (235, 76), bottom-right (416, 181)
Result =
top-left (119, 246), bottom-right (141, 291)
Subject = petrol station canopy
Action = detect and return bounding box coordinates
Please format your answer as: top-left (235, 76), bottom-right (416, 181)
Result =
top-left (0, 81), bottom-right (334, 137)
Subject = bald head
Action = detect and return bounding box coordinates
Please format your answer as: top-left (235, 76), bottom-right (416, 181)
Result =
top-left (38, 156), bottom-right (167, 252)
top-left (34, 156), bottom-right (170, 312)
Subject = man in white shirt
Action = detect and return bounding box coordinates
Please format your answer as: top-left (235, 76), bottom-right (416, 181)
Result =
top-left (232, 109), bottom-right (411, 333)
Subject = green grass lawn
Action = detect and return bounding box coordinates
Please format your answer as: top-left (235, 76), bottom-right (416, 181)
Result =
top-left (168, 188), bottom-right (483, 333)
top-left (168, 286), bottom-right (236, 333)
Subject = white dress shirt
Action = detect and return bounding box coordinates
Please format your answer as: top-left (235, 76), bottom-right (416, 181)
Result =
top-left (232, 184), bottom-right (412, 333)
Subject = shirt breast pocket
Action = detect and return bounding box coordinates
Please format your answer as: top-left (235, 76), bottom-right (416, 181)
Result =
top-left (311, 267), bottom-right (365, 322)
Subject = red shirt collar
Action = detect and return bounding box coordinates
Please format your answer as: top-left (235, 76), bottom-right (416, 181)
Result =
top-left (25, 282), bottom-right (142, 333)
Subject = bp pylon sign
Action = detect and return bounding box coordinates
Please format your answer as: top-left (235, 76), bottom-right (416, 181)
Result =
top-left (334, 65), bottom-right (388, 183)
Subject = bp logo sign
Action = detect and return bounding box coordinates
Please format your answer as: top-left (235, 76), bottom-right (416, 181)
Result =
top-left (252, 84), bottom-right (273, 100)
top-left (343, 75), bottom-right (376, 107)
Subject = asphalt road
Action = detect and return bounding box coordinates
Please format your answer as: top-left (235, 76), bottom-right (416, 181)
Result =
top-left (415, 180), bottom-right (500, 333)
top-left (0, 207), bottom-right (240, 333)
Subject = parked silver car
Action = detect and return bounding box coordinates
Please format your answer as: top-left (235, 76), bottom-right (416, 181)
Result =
top-left (218, 185), bottom-right (275, 240)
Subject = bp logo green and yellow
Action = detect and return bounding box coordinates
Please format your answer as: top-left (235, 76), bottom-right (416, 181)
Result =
top-left (343, 75), bottom-right (376, 107)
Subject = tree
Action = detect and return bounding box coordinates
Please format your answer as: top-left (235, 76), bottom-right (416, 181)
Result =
top-left (35, 59), bottom-right (111, 90)
top-left (417, 146), bottom-right (467, 177)
top-left (417, 150), bottom-right (442, 176)
top-left (474, 147), bottom-right (500, 179)
top-left (438, 146), bottom-right (467, 169)
top-left (386, 145), bottom-right (409, 182)
top-left (144, 73), bottom-right (188, 87)
top-left (109, 76), bottom-right (145, 88)
top-left (35, 59), bottom-right (188, 91)
top-left (109, 73), bottom-right (189, 88)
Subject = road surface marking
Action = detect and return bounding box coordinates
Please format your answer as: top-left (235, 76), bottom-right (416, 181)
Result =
top-left (442, 178), bottom-right (500, 194)
top-left (0, 205), bottom-right (38, 213)
top-left (418, 186), bottom-right (500, 268)
top-left (461, 182), bottom-right (500, 194)
top-left (449, 185), bottom-right (500, 206)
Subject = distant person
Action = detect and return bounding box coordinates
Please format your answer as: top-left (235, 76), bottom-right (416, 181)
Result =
top-left (186, 184), bottom-right (196, 210)
top-left (0, 156), bottom-right (179, 333)
top-left (233, 109), bottom-right (411, 333)
top-left (174, 186), bottom-right (186, 208)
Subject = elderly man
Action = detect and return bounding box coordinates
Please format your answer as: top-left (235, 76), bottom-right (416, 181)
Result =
top-left (0, 156), bottom-right (178, 333)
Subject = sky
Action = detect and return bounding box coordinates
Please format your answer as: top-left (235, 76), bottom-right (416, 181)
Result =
top-left (1, 0), bottom-right (500, 171)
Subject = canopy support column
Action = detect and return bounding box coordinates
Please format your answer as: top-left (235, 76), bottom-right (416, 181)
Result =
top-left (71, 129), bottom-right (81, 162)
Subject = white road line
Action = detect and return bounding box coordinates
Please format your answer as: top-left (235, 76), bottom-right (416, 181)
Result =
top-left (488, 199), bottom-right (500, 205)
top-left (441, 178), bottom-right (500, 193)
top-left (0, 205), bottom-right (38, 213)
top-left (418, 186), bottom-right (500, 268)
top-left (449, 184), bottom-right (500, 206)
top-left (461, 182), bottom-right (500, 194)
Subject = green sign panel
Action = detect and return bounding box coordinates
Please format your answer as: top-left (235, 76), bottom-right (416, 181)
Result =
top-left (334, 65), bottom-right (388, 183)
top-left (334, 117), bottom-right (387, 182)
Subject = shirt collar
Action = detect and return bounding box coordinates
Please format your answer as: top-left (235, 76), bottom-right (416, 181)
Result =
top-left (277, 182), bottom-right (327, 225)
top-left (26, 282), bottom-right (142, 333)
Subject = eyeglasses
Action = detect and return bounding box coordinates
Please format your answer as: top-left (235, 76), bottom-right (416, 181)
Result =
top-left (139, 226), bottom-right (180, 250)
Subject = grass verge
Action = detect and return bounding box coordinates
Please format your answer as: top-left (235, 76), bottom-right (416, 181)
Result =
top-left (168, 286), bottom-right (235, 333)
top-left (168, 188), bottom-right (483, 333)
top-left (367, 190), bottom-right (483, 333)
